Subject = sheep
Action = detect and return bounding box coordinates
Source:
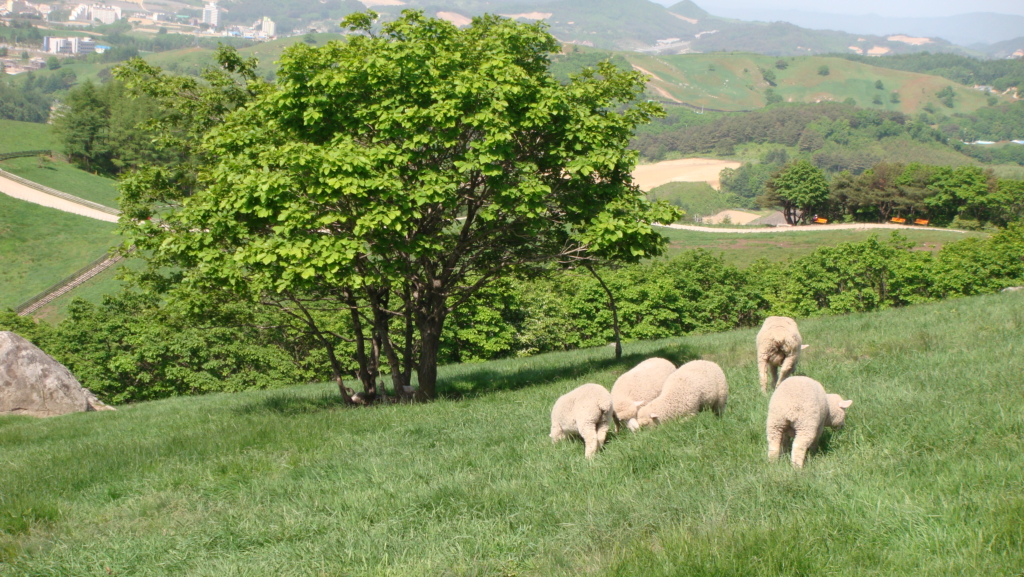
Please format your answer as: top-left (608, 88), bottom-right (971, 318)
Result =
top-left (550, 383), bottom-right (615, 459)
top-left (611, 357), bottom-right (676, 432)
top-left (756, 316), bottom-right (808, 394)
top-left (766, 376), bottom-right (853, 468)
top-left (634, 360), bottom-right (728, 430)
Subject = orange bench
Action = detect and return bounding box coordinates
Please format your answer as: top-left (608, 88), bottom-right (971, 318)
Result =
top-left (813, 218), bottom-right (828, 224)
top-left (914, 219), bottom-right (929, 226)
top-left (890, 217), bottom-right (906, 224)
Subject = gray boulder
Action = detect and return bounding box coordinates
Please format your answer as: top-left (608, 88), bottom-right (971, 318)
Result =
top-left (0, 331), bottom-right (114, 417)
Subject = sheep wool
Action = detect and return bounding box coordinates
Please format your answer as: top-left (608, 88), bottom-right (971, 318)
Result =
top-left (550, 383), bottom-right (615, 459)
top-left (634, 360), bottom-right (728, 429)
top-left (611, 357), bottom-right (676, 431)
top-left (766, 376), bottom-right (853, 468)
top-left (756, 316), bottom-right (805, 393)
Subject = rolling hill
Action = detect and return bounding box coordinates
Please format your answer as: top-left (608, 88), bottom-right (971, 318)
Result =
top-left (0, 290), bottom-right (1021, 574)
top-left (621, 52), bottom-right (1007, 113)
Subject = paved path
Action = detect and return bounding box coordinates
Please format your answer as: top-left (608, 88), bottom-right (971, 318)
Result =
top-left (656, 222), bottom-right (969, 234)
top-left (0, 171), bottom-right (119, 223)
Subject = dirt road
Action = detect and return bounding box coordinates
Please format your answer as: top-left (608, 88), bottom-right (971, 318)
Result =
top-left (657, 222), bottom-right (968, 234)
top-left (0, 172), bottom-right (119, 223)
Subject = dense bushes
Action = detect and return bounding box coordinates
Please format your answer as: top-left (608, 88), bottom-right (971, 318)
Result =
top-left (6, 227), bottom-right (1024, 403)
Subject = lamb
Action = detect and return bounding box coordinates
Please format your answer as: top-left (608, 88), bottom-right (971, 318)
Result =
top-left (634, 360), bottom-right (728, 430)
top-left (766, 376), bottom-right (853, 468)
top-left (550, 383), bottom-right (615, 459)
top-left (610, 357), bottom-right (676, 432)
top-left (756, 316), bottom-right (807, 393)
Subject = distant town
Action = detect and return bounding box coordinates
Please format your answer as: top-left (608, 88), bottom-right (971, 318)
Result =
top-left (2, 0), bottom-right (280, 74)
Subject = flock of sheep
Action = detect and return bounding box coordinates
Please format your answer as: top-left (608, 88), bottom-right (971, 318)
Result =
top-left (549, 316), bottom-right (854, 468)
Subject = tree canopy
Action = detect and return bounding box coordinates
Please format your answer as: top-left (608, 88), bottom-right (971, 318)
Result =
top-left (116, 10), bottom-right (680, 402)
top-left (759, 160), bottom-right (830, 224)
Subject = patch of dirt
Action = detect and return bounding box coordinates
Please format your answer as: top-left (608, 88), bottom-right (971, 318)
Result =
top-left (632, 158), bottom-right (742, 191)
top-left (436, 11), bottom-right (472, 26)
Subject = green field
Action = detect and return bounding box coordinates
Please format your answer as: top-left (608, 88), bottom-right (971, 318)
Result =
top-left (660, 226), bottom-right (986, 267)
top-left (1, 290), bottom-right (1021, 574)
top-left (646, 181), bottom-right (748, 217)
top-left (0, 120), bottom-right (60, 153)
top-left (30, 258), bottom-right (137, 324)
top-left (0, 156), bottom-right (121, 209)
top-left (0, 194), bottom-right (119, 310)
top-left (627, 52), bottom-right (1005, 113)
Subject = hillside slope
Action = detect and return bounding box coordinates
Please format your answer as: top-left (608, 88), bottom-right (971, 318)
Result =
top-left (0, 291), bottom-right (1022, 574)
top-left (625, 52), bottom-right (1007, 113)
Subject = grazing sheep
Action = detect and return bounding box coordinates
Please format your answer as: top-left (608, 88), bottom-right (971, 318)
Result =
top-left (611, 357), bottom-right (676, 432)
top-left (550, 383), bottom-right (615, 459)
top-left (756, 316), bottom-right (807, 393)
top-left (766, 376), bottom-right (853, 468)
top-left (634, 360), bottom-right (728, 430)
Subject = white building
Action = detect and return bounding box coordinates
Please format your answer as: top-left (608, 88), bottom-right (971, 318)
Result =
top-left (261, 16), bottom-right (275, 37)
top-left (42, 36), bottom-right (96, 54)
top-left (202, 2), bottom-right (219, 28)
top-left (68, 3), bottom-right (121, 24)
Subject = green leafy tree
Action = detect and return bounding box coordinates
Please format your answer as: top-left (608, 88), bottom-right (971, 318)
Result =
top-left (760, 160), bottom-right (830, 224)
top-left (889, 91), bottom-right (900, 104)
top-left (775, 59), bottom-right (788, 70)
top-left (764, 88), bottom-right (782, 105)
top-left (46, 56), bottom-right (60, 70)
top-left (817, 65), bottom-right (830, 76)
top-left (875, 79), bottom-right (884, 90)
top-left (116, 11), bottom-right (681, 402)
top-left (759, 67), bottom-right (776, 86)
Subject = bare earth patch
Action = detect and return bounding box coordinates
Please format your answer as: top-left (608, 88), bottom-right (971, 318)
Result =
top-left (669, 13), bottom-right (698, 24)
top-left (888, 35), bottom-right (932, 45)
top-left (436, 11), bottom-right (472, 26)
top-left (867, 46), bottom-right (892, 55)
top-left (359, 0), bottom-right (406, 5)
top-left (632, 158), bottom-right (742, 191)
top-left (499, 12), bottom-right (552, 20)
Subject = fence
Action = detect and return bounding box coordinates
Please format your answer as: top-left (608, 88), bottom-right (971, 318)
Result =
top-left (14, 249), bottom-right (132, 316)
top-left (0, 150), bottom-right (53, 162)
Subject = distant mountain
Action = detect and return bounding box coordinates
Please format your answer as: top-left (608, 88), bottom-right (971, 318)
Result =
top-left (370, 0), bottom-right (969, 57)
top-left (715, 9), bottom-right (1024, 47)
top-left (978, 37), bottom-right (1024, 59)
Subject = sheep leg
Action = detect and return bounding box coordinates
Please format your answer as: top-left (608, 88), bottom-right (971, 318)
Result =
top-left (550, 422), bottom-right (564, 444)
top-left (767, 430), bottom-right (783, 462)
top-left (580, 422), bottom-right (601, 459)
top-left (596, 416), bottom-right (610, 446)
top-left (790, 430), bottom-right (816, 468)
top-left (777, 354), bottom-right (798, 387)
top-left (758, 357), bottom-right (773, 394)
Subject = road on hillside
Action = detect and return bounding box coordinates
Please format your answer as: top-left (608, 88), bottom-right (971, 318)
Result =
top-left (0, 172), bottom-right (119, 223)
top-left (656, 222), bottom-right (969, 234)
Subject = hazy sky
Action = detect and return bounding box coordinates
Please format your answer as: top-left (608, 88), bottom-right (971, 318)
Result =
top-left (650, 0), bottom-right (1024, 18)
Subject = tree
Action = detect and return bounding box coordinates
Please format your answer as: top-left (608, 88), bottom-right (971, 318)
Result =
top-left (46, 56), bottom-right (60, 70)
top-left (775, 59), bottom-right (788, 70)
top-left (761, 160), bottom-right (830, 225)
top-left (875, 80), bottom-right (884, 90)
top-left (889, 91), bottom-right (900, 104)
top-left (760, 67), bottom-right (776, 86)
top-left (817, 65), bottom-right (830, 76)
top-left (117, 11), bottom-right (681, 402)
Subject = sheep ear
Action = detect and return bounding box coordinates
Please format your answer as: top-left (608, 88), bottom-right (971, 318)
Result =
top-left (650, 413), bottom-right (659, 421)
top-left (633, 400), bottom-right (645, 407)
top-left (801, 344), bottom-right (810, 350)
top-left (838, 399), bottom-right (853, 409)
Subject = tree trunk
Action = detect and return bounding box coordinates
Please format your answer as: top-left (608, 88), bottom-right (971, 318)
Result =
top-left (585, 263), bottom-right (622, 359)
top-left (417, 321), bottom-right (442, 399)
top-left (345, 290), bottom-right (378, 399)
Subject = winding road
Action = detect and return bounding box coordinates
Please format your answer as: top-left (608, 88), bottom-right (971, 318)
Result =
top-left (0, 171), bottom-right (119, 222)
top-left (656, 222), bottom-right (969, 234)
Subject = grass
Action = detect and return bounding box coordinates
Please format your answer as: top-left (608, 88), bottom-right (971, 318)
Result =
top-left (0, 193), bottom-right (119, 310)
top-left (0, 120), bottom-right (59, 154)
top-left (31, 257), bottom-right (139, 324)
top-left (627, 52), bottom-right (1005, 114)
top-left (0, 156), bottom-right (121, 208)
top-left (660, 227), bottom-right (986, 267)
top-left (646, 181), bottom-right (747, 218)
top-left (0, 290), bottom-right (1022, 575)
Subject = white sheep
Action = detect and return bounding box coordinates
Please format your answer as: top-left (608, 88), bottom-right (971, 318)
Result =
top-left (766, 376), bottom-right (853, 468)
top-left (756, 316), bottom-right (808, 393)
top-left (550, 383), bottom-right (615, 459)
top-left (611, 357), bottom-right (676, 432)
top-left (634, 360), bottom-right (728, 429)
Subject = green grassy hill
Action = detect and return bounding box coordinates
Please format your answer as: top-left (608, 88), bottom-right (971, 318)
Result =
top-left (0, 193), bottom-right (118, 310)
top-left (1, 290), bottom-right (1021, 574)
top-left (0, 120), bottom-right (59, 153)
top-left (626, 52), bottom-right (1005, 113)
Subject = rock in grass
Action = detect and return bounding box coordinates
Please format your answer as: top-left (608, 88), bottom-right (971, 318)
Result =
top-left (0, 331), bottom-right (113, 417)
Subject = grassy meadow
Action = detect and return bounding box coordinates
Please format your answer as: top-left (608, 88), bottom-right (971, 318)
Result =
top-left (1, 290), bottom-right (1022, 575)
top-left (627, 52), bottom-right (1003, 113)
top-left (0, 193), bottom-right (119, 310)
top-left (0, 120), bottom-right (59, 154)
top-left (0, 155), bottom-right (121, 209)
top-left (658, 226), bottom-right (985, 267)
